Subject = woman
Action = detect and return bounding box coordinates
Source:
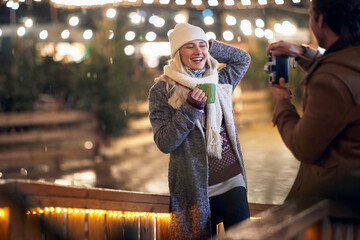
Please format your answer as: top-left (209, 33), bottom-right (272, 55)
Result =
top-left (148, 23), bottom-right (250, 239)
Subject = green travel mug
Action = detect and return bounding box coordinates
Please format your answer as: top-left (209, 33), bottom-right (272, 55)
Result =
top-left (198, 83), bottom-right (216, 103)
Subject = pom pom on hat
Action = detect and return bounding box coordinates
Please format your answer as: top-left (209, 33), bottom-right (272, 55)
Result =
top-left (169, 23), bottom-right (208, 58)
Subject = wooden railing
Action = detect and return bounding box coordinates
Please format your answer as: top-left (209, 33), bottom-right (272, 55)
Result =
top-left (216, 197), bottom-right (360, 240)
top-left (0, 111), bottom-right (103, 177)
top-left (5, 180), bottom-right (358, 240)
top-left (0, 180), bottom-right (170, 240)
top-left (0, 180), bottom-right (273, 240)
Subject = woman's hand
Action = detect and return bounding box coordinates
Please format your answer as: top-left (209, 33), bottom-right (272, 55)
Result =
top-left (191, 88), bottom-right (207, 102)
top-left (186, 88), bottom-right (207, 110)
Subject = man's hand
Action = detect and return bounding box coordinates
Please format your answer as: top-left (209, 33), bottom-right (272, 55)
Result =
top-left (266, 40), bottom-right (304, 57)
top-left (271, 78), bottom-right (292, 106)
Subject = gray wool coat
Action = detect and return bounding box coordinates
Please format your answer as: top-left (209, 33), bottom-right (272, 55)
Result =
top-left (148, 40), bottom-right (250, 240)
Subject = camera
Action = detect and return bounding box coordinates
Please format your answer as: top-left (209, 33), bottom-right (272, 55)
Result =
top-left (264, 51), bottom-right (289, 84)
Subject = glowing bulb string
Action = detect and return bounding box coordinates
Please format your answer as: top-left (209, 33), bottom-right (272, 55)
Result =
top-left (26, 207), bottom-right (171, 219)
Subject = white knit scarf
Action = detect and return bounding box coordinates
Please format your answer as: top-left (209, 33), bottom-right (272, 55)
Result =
top-left (155, 51), bottom-right (229, 159)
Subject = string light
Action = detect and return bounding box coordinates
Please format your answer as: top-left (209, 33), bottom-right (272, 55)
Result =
top-left (0, 208), bottom-right (5, 218)
top-left (3, 0), bottom-right (308, 11)
top-left (26, 207), bottom-right (171, 219)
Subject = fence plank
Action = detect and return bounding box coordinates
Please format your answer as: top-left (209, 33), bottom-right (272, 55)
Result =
top-left (0, 128), bottom-right (98, 145)
top-left (88, 211), bottom-right (105, 240)
top-left (140, 214), bottom-right (155, 240)
top-left (107, 214), bottom-right (125, 240)
top-left (156, 216), bottom-right (170, 240)
top-left (124, 213), bottom-right (139, 239)
top-left (67, 211), bottom-right (85, 240)
top-left (44, 210), bottom-right (66, 240)
top-left (0, 111), bottom-right (96, 127)
top-left (23, 213), bottom-right (42, 240)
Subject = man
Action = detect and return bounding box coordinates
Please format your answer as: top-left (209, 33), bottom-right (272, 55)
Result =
top-left (266, 0), bottom-right (360, 202)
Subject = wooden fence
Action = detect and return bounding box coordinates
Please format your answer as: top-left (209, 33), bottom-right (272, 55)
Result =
top-left (0, 180), bottom-right (273, 240)
top-left (0, 111), bottom-right (103, 176)
top-left (3, 180), bottom-right (358, 240)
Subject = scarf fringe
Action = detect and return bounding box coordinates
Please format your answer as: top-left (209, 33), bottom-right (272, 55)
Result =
top-left (206, 126), bottom-right (222, 159)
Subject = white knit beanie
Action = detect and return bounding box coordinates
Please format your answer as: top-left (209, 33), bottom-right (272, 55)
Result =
top-left (169, 23), bottom-right (208, 58)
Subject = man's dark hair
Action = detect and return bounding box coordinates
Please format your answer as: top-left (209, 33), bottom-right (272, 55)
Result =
top-left (312, 0), bottom-right (360, 36)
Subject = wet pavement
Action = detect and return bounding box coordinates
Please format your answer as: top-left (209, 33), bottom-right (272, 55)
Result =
top-left (98, 121), bottom-right (299, 205)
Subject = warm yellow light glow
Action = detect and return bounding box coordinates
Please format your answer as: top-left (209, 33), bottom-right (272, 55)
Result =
top-left (61, 29), bottom-right (70, 39)
top-left (191, 0), bottom-right (202, 5)
top-left (226, 16), bottom-right (236, 26)
top-left (255, 18), bottom-right (264, 28)
top-left (51, 0), bottom-right (124, 7)
top-left (223, 30), bottom-right (234, 41)
top-left (84, 140), bottom-right (93, 150)
top-left (83, 29), bottom-right (93, 40)
top-left (39, 30), bottom-right (48, 40)
top-left (153, 17), bottom-right (165, 28)
top-left (27, 207), bottom-right (171, 219)
top-left (254, 28), bottom-right (264, 38)
top-left (208, 0), bottom-right (218, 6)
top-left (124, 45), bottom-right (135, 56)
top-left (106, 8), bottom-right (117, 18)
top-left (204, 16), bottom-right (214, 25)
top-left (274, 21), bottom-right (297, 35)
top-left (264, 29), bottom-right (274, 39)
top-left (241, 0), bottom-right (251, 5)
top-left (109, 30), bottom-right (114, 40)
top-left (7, 1), bottom-right (19, 10)
top-left (125, 31), bottom-right (136, 41)
top-left (240, 19), bottom-right (252, 36)
top-left (206, 31), bottom-right (216, 40)
top-left (129, 12), bottom-right (142, 24)
top-left (17, 26), bottom-right (26, 37)
top-left (145, 31), bottom-right (157, 41)
top-left (175, 0), bottom-right (186, 5)
top-left (174, 14), bottom-right (186, 23)
top-left (69, 16), bottom-right (79, 26)
top-left (25, 18), bottom-right (34, 28)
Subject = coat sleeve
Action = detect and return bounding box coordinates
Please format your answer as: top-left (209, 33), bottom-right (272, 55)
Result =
top-left (296, 47), bottom-right (323, 72)
top-left (148, 82), bottom-right (203, 154)
top-left (272, 72), bottom-right (351, 163)
top-left (209, 40), bottom-right (250, 90)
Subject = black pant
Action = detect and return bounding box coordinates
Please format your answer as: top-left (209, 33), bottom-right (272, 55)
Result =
top-left (209, 186), bottom-right (250, 236)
